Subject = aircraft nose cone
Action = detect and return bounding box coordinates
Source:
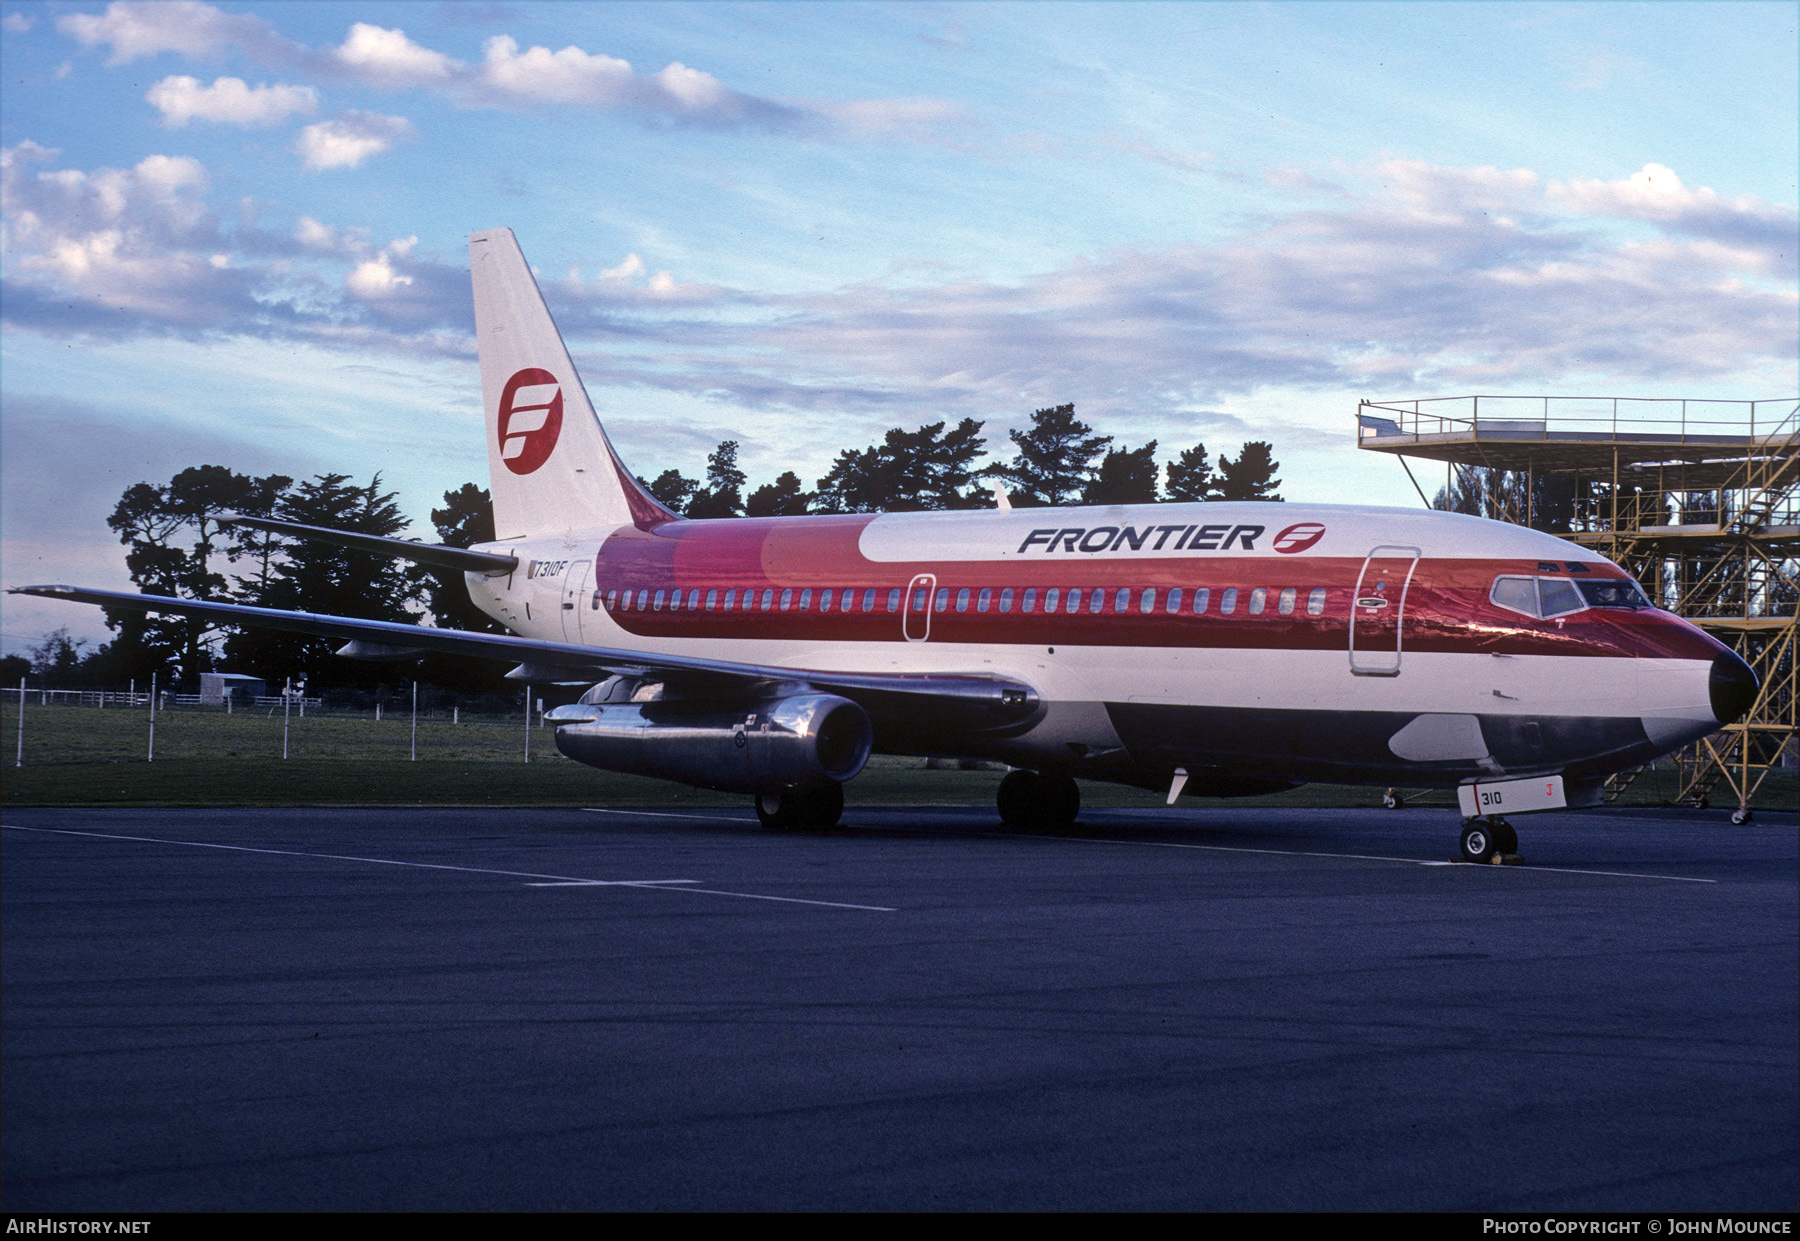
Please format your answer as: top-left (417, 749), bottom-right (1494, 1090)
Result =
top-left (1709, 648), bottom-right (1758, 726)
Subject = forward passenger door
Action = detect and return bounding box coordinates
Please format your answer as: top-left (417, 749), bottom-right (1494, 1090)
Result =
top-left (1349, 546), bottom-right (1420, 676)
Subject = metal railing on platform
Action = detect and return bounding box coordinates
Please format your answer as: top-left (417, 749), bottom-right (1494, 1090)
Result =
top-left (1358, 395), bottom-right (1798, 446)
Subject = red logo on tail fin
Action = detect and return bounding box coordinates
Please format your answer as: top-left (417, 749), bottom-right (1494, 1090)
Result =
top-left (498, 368), bottom-right (562, 474)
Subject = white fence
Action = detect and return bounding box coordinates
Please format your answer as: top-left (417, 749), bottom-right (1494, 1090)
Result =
top-left (0, 687), bottom-right (321, 709)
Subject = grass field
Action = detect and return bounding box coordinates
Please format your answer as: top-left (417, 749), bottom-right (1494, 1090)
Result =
top-left (1, 699), bottom-right (538, 765)
top-left (2, 701), bottom-right (1792, 812)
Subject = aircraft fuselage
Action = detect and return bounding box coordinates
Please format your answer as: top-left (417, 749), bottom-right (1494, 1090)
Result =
top-left (470, 500), bottom-right (1745, 793)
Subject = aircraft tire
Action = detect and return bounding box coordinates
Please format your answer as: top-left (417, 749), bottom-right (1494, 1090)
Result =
top-left (996, 770), bottom-right (1038, 827)
top-left (1490, 818), bottom-right (1518, 854)
top-left (1033, 773), bottom-right (1080, 829)
top-left (755, 784), bottom-right (844, 831)
top-left (1731, 808), bottom-right (1752, 825)
top-left (808, 781), bottom-right (846, 828)
top-left (1459, 820), bottom-right (1498, 864)
top-left (754, 789), bottom-right (795, 830)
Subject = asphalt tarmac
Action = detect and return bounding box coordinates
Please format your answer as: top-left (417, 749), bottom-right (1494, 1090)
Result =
top-left (2, 802), bottom-right (1795, 1212)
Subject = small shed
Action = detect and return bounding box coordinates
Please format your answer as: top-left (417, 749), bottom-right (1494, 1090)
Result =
top-left (199, 672), bottom-right (266, 706)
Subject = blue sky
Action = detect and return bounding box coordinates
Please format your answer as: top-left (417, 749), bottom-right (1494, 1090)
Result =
top-left (3, 0), bottom-right (1796, 652)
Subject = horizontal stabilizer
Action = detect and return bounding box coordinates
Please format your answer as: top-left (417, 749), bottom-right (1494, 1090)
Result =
top-left (222, 515), bottom-right (518, 575)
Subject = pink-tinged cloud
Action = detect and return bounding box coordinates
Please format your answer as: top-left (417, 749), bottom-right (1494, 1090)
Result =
top-left (3, 148), bottom-right (1793, 413)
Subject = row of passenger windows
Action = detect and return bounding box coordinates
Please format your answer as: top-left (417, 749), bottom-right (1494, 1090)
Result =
top-left (599, 584), bottom-right (1333, 618)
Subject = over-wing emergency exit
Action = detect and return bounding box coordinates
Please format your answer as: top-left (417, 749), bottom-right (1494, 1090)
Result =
top-left (15, 228), bottom-right (1757, 860)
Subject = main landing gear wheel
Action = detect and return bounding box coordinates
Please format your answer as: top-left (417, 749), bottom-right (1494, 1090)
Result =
top-left (755, 783), bottom-right (845, 831)
top-left (1459, 817), bottom-right (1517, 863)
top-left (996, 770), bottom-right (1034, 827)
top-left (995, 770), bottom-right (1080, 829)
top-left (1382, 788), bottom-right (1403, 809)
top-left (1731, 808), bottom-right (1753, 825)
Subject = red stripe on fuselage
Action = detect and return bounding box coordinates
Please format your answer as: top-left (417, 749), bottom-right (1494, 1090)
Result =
top-left (588, 517), bottom-right (1723, 661)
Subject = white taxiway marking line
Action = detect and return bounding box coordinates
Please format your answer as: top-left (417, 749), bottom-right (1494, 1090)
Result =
top-left (0, 825), bottom-right (895, 910)
top-left (1007, 832), bottom-right (1717, 884)
top-left (582, 807), bottom-right (1716, 885)
top-left (582, 807), bottom-right (755, 822)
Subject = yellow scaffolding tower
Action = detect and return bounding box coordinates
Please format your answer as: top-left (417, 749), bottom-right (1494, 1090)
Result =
top-left (1357, 396), bottom-right (1797, 817)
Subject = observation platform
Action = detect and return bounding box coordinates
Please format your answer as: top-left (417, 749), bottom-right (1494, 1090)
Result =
top-left (1357, 396), bottom-right (1797, 488)
top-left (1354, 394), bottom-right (1797, 816)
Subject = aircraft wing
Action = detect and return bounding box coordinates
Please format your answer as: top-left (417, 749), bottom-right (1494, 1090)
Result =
top-left (10, 585), bottom-right (1038, 731)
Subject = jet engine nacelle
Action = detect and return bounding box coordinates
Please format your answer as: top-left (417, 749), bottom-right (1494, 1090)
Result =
top-left (549, 692), bottom-right (873, 794)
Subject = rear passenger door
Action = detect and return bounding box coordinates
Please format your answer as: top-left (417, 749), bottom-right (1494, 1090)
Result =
top-left (562, 557), bottom-right (591, 642)
top-left (904, 573), bottom-right (935, 642)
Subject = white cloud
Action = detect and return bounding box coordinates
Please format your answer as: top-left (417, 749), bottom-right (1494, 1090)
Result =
top-left (5, 145), bottom-right (1788, 413)
top-left (57, 0), bottom-right (297, 66)
top-left (1370, 159), bottom-right (1543, 219)
top-left (294, 216), bottom-right (337, 250)
top-left (1549, 163), bottom-right (1797, 277)
top-left (0, 150), bottom-right (243, 326)
top-left (296, 111), bottom-right (415, 172)
top-left (53, 2), bottom-right (961, 143)
top-left (4, 12), bottom-right (34, 34)
top-left (533, 157), bottom-right (1793, 415)
top-left (472, 34), bottom-right (637, 107)
top-left (345, 254), bottom-right (413, 298)
top-left (1552, 163), bottom-right (1774, 224)
top-left (326, 23), bottom-right (458, 89)
top-left (3, 142), bottom-right (211, 241)
top-left (599, 254), bottom-right (646, 280)
top-left (1, 143), bottom-right (470, 343)
top-left (654, 62), bottom-right (729, 111)
top-left (460, 35), bottom-right (815, 129)
top-left (0, 142), bottom-right (253, 328)
top-left (146, 75), bottom-right (317, 127)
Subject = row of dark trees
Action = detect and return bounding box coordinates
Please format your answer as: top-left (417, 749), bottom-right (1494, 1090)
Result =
top-left (26, 466), bottom-right (500, 690)
top-left (643, 404), bottom-right (1282, 517)
top-left (27, 404), bottom-right (1283, 687)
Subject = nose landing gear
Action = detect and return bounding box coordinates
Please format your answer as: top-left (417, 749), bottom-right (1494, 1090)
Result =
top-left (1458, 816), bottom-right (1519, 864)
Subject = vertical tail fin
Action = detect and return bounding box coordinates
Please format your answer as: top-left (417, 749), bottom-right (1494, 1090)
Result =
top-left (469, 228), bottom-right (676, 539)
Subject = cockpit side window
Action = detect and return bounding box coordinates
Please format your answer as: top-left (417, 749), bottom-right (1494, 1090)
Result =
top-left (1537, 578), bottom-right (1585, 618)
top-left (1489, 576), bottom-right (1540, 617)
top-left (1490, 574), bottom-right (1593, 619)
top-left (1577, 579), bottom-right (1651, 609)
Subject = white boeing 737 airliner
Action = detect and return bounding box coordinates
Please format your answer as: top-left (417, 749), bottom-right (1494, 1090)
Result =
top-left (17, 229), bottom-right (1758, 861)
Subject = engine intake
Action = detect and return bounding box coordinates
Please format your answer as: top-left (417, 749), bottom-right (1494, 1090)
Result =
top-left (551, 692), bottom-right (873, 793)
